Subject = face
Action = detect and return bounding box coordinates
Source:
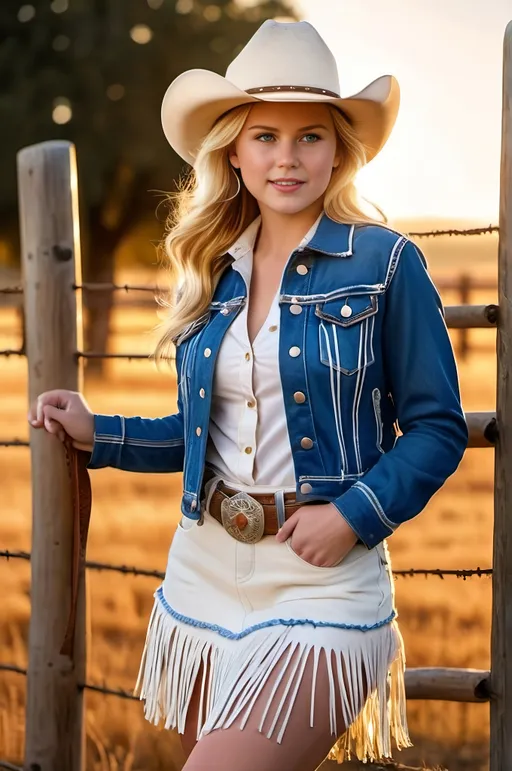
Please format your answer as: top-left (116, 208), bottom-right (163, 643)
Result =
top-left (228, 101), bottom-right (341, 217)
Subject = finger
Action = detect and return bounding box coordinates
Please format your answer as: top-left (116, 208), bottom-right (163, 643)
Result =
top-left (43, 405), bottom-right (64, 435)
top-left (275, 508), bottom-right (301, 542)
top-left (28, 400), bottom-right (41, 426)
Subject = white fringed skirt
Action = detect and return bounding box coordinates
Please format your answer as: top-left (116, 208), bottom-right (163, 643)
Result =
top-left (135, 507), bottom-right (411, 763)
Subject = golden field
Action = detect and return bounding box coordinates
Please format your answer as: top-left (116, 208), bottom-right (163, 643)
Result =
top-left (0, 231), bottom-right (500, 770)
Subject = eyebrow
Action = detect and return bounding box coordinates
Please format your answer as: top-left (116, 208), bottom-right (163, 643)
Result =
top-left (246, 124), bottom-right (329, 132)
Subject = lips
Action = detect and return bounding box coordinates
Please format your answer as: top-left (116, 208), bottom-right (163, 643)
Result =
top-left (269, 179), bottom-right (305, 192)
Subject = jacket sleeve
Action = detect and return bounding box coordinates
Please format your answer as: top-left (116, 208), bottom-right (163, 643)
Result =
top-left (86, 373), bottom-right (185, 474)
top-left (331, 239), bottom-right (468, 548)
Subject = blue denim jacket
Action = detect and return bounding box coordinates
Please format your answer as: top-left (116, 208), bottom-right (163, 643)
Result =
top-left (88, 215), bottom-right (468, 549)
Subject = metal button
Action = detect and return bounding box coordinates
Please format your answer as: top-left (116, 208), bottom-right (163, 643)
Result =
top-left (199, 388), bottom-right (205, 398)
top-left (245, 352), bottom-right (251, 361)
top-left (196, 427), bottom-right (202, 436)
top-left (191, 500), bottom-right (197, 511)
top-left (204, 348), bottom-right (212, 357)
top-left (341, 304), bottom-right (353, 319)
top-left (294, 391), bottom-right (306, 404)
top-left (300, 483), bottom-right (313, 494)
top-left (269, 324), bottom-right (278, 332)
top-left (289, 346), bottom-right (301, 357)
top-left (220, 307), bottom-right (230, 315)
top-left (244, 446), bottom-right (253, 454)
top-left (247, 400), bottom-right (256, 408)
top-left (301, 437), bottom-right (313, 449)
top-left (290, 304), bottom-right (302, 315)
top-left (296, 264), bottom-right (309, 275)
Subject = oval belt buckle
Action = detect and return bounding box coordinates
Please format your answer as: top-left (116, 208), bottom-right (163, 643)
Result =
top-left (220, 491), bottom-right (265, 543)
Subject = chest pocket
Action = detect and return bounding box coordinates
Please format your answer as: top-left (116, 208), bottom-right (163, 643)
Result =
top-left (315, 294), bottom-right (379, 376)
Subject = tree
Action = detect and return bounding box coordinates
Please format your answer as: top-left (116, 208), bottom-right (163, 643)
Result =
top-left (0, 0), bottom-right (296, 369)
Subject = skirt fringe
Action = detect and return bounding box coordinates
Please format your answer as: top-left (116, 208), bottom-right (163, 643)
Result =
top-left (134, 591), bottom-right (411, 763)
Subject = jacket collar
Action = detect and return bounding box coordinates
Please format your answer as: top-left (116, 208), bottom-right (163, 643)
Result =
top-left (227, 211), bottom-right (354, 260)
top-left (307, 213), bottom-right (355, 257)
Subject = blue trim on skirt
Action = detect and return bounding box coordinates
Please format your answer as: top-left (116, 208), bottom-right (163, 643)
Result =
top-left (155, 585), bottom-right (396, 640)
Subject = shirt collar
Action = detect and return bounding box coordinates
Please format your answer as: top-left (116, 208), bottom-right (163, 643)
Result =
top-left (227, 211), bottom-right (326, 261)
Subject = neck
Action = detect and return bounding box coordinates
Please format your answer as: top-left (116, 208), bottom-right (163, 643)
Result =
top-left (254, 202), bottom-right (323, 264)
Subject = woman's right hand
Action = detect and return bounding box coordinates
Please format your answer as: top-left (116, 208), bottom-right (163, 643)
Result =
top-left (27, 390), bottom-right (95, 451)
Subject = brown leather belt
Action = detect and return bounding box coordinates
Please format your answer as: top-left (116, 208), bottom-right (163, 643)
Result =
top-left (202, 470), bottom-right (305, 539)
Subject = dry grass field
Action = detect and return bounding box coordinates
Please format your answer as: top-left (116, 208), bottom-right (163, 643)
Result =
top-left (0, 231), bottom-right (499, 770)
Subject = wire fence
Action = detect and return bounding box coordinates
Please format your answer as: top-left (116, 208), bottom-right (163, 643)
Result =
top-left (0, 549), bottom-right (493, 581)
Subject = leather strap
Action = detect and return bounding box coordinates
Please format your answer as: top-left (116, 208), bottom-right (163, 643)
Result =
top-left (207, 481), bottom-right (303, 535)
top-left (60, 436), bottom-right (92, 658)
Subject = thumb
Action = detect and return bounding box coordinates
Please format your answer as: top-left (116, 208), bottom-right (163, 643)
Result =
top-left (275, 508), bottom-right (301, 542)
top-left (43, 404), bottom-right (65, 435)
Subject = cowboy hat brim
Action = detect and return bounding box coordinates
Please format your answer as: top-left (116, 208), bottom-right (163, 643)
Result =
top-left (161, 68), bottom-right (400, 167)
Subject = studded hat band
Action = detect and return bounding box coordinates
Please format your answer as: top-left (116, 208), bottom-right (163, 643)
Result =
top-left (246, 85), bottom-right (341, 98)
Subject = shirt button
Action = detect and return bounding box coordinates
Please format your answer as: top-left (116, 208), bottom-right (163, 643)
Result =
top-left (221, 307), bottom-right (230, 315)
top-left (247, 400), bottom-right (256, 408)
top-left (196, 427), bottom-right (202, 436)
top-left (199, 388), bottom-right (205, 398)
top-left (269, 324), bottom-right (278, 332)
top-left (244, 446), bottom-right (253, 454)
top-left (296, 264), bottom-right (309, 275)
top-left (290, 304), bottom-right (302, 315)
top-left (294, 391), bottom-right (306, 403)
top-left (300, 483), bottom-right (313, 494)
top-left (190, 500), bottom-right (197, 511)
top-left (289, 346), bottom-right (301, 357)
top-left (204, 348), bottom-right (212, 358)
top-left (245, 352), bottom-right (251, 361)
top-left (301, 437), bottom-right (313, 449)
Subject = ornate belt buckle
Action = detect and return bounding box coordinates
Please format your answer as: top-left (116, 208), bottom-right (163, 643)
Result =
top-left (220, 491), bottom-right (265, 543)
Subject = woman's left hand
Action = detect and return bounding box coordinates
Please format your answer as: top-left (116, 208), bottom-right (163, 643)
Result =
top-left (275, 503), bottom-right (359, 567)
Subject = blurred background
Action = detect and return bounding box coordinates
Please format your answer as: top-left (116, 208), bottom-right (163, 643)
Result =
top-left (0, 1), bottom-right (509, 769)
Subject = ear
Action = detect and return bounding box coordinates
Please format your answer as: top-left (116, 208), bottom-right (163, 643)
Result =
top-left (229, 153), bottom-right (241, 169)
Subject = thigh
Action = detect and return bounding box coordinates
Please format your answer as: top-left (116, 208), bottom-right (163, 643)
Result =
top-left (182, 645), bottom-right (367, 771)
top-left (180, 655), bottom-right (211, 759)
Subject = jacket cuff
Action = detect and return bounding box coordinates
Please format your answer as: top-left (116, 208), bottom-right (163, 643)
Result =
top-left (87, 414), bottom-right (124, 469)
top-left (331, 481), bottom-right (396, 549)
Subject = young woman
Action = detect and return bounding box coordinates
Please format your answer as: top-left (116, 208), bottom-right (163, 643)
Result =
top-left (28, 19), bottom-right (468, 771)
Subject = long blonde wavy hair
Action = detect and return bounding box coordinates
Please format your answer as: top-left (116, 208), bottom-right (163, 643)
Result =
top-left (153, 103), bottom-right (385, 364)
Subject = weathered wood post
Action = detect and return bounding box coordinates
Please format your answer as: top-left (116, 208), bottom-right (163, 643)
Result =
top-left (18, 141), bottom-right (85, 771)
top-left (491, 20), bottom-right (512, 771)
top-left (459, 273), bottom-right (470, 360)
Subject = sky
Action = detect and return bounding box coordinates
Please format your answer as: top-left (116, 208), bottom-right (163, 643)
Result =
top-left (295, 0), bottom-right (511, 222)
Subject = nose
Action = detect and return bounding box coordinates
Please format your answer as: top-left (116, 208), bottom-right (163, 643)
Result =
top-left (275, 140), bottom-right (300, 169)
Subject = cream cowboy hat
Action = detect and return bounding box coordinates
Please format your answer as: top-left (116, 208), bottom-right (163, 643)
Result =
top-left (161, 19), bottom-right (400, 167)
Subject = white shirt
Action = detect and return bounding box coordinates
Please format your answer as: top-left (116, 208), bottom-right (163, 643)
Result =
top-left (205, 212), bottom-right (323, 494)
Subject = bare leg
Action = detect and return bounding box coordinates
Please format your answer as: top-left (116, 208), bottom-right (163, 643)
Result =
top-left (181, 646), bottom-right (367, 771)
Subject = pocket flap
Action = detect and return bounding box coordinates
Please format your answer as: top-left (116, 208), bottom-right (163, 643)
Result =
top-left (315, 294), bottom-right (378, 327)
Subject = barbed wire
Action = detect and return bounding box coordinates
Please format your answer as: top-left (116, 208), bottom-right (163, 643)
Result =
top-left (0, 549), bottom-right (492, 580)
top-left (0, 440), bottom-right (29, 447)
top-left (0, 760), bottom-right (23, 771)
top-left (406, 224), bottom-right (499, 238)
top-left (0, 662), bottom-right (139, 704)
top-left (0, 349), bottom-right (24, 357)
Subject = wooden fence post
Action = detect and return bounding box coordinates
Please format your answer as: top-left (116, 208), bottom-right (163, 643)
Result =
top-left (17, 141), bottom-right (85, 771)
top-left (491, 20), bottom-right (512, 771)
top-left (458, 273), bottom-right (471, 361)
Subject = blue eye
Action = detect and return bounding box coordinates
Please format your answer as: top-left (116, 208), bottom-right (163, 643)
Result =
top-left (255, 133), bottom-right (274, 142)
top-left (302, 134), bottom-right (321, 142)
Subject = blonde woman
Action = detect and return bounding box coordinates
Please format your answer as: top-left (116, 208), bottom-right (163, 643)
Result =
top-left (28, 20), bottom-right (468, 771)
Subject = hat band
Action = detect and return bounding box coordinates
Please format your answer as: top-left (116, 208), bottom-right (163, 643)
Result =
top-left (246, 85), bottom-right (340, 98)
